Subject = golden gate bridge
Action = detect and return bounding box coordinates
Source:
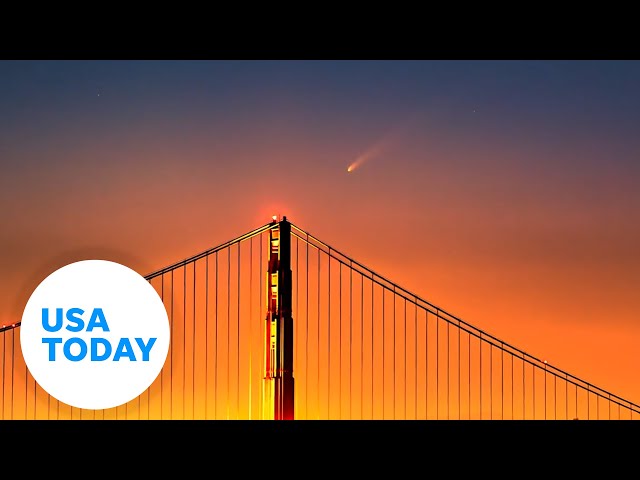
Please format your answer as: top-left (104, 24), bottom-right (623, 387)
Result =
top-left (1, 217), bottom-right (638, 420)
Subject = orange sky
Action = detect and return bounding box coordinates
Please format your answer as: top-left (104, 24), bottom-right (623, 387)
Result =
top-left (1, 61), bottom-right (639, 415)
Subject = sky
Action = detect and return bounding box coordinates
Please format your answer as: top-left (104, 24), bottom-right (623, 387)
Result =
top-left (1, 60), bottom-right (639, 408)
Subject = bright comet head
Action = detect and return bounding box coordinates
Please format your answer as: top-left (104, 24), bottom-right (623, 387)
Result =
top-left (347, 166), bottom-right (353, 173)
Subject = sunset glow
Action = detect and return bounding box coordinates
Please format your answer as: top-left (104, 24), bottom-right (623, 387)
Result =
top-left (1, 60), bottom-right (640, 418)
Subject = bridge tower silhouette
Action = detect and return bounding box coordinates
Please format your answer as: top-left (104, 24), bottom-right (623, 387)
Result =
top-left (263, 218), bottom-right (294, 420)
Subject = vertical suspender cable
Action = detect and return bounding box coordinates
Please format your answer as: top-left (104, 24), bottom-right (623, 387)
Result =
top-left (11, 329), bottom-right (14, 419)
top-left (171, 269), bottom-right (174, 418)
top-left (554, 373), bottom-right (556, 419)
top-left (295, 236), bottom-right (298, 418)
top-left (205, 255), bottom-right (209, 419)
top-left (227, 246), bottom-right (230, 419)
top-left (349, 263), bottom-right (353, 419)
top-left (193, 261), bottom-right (196, 418)
top-left (382, 286), bottom-right (385, 419)
top-left (258, 238), bottom-right (262, 418)
top-left (328, 251), bottom-right (331, 418)
top-left (403, 298), bottom-right (406, 418)
top-left (544, 363), bottom-right (547, 420)
top-left (237, 243), bottom-right (240, 419)
top-left (501, 346), bottom-right (504, 420)
top-left (361, 269), bottom-right (364, 419)
top-left (2, 329), bottom-right (5, 420)
top-left (215, 252), bottom-right (218, 418)
top-left (565, 374), bottom-right (568, 420)
top-left (511, 353), bottom-right (514, 420)
top-left (436, 310), bottom-right (439, 419)
top-left (393, 289), bottom-right (396, 419)
top-left (183, 264), bottom-right (186, 419)
top-left (393, 288), bottom-right (396, 419)
top-left (468, 332), bottom-right (471, 419)
top-left (161, 275), bottom-right (164, 419)
top-left (304, 238), bottom-right (309, 419)
top-left (317, 248), bottom-right (320, 419)
top-left (371, 277), bottom-right (374, 419)
top-left (248, 238), bottom-right (252, 418)
top-left (479, 335), bottom-right (482, 420)
top-left (414, 299), bottom-right (417, 420)
top-left (305, 236), bottom-right (309, 419)
top-left (425, 309), bottom-right (428, 419)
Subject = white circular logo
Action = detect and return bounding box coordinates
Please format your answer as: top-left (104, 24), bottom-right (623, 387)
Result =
top-left (20, 260), bottom-right (170, 410)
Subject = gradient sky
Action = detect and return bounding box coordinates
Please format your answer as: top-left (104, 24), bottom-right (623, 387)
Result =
top-left (1, 60), bottom-right (639, 405)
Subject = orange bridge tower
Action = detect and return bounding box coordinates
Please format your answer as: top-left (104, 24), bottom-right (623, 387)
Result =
top-left (263, 217), bottom-right (295, 419)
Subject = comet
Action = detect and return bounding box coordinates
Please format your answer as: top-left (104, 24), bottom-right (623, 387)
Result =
top-left (347, 144), bottom-right (383, 173)
top-left (346, 126), bottom-right (407, 173)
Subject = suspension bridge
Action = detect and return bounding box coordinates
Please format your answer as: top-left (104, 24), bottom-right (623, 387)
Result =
top-left (1, 217), bottom-right (638, 420)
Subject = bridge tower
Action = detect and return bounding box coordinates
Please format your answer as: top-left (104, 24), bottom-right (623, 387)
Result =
top-left (263, 217), bottom-right (295, 419)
